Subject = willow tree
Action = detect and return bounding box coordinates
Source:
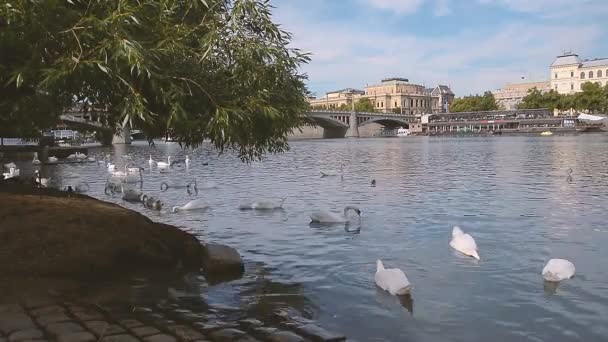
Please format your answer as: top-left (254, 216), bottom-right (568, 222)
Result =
top-left (0, 0), bottom-right (310, 160)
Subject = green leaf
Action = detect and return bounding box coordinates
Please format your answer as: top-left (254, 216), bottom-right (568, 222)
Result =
top-left (15, 73), bottom-right (23, 88)
top-left (97, 63), bottom-right (109, 74)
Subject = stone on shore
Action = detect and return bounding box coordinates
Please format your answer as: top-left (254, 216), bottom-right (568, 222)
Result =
top-left (0, 190), bottom-right (203, 277)
top-left (201, 244), bottom-right (244, 276)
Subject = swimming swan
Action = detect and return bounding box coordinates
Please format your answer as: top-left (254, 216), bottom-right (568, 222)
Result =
top-left (320, 164), bottom-right (344, 177)
top-left (48, 156), bottom-right (58, 163)
top-left (156, 156), bottom-right (172, 169)
top-left (310, 206), bottom-right (361, 223)
top-left (148, 155), bottom-right (155, 166)
top-left (375, 259), bottom-right (412, 296)
top-left (542, 259), bottom-right (575, 282)
top-left (449, 226), bottom-right (480, 260)
top-left (239, 198), bottom-right (286, 210)
top-left (32, 153), bottom-right (41, 165)
top-left (172, 198), bottom-right (209, 213)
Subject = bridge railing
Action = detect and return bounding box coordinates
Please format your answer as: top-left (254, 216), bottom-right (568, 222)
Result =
top-left (307, 110), bottom-right (417, 117)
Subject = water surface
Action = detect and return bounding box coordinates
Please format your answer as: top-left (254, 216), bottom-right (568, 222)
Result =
top-left (35, 134), bottom-right (608, 341)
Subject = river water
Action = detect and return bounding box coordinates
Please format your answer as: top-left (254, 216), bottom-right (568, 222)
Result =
top-left (33, 134), bottom-right (608, 341)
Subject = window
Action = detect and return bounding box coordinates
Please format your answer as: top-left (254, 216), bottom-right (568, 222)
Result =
top-left (555, 85), bottom-right (558, 91)
top-left (394, 101), bottom-right (397, 107)
top-left (554, 73), bottom-right (557, 79)
top-left (410, 99), bottom-right (413, 107)
top-left (377, 102), bottom-right (380, 108)
top-left (581, 72), bottom-right (585, 79)
top-left (589, 71), bottom-right (594, 78)
top-left (381, 102), bottom-right (384, 108)
top-left (571, 83), bottom-right (574, 90)
top-left (416, 99), bottom-right (419, 107)
top-left (598, 70), bottom-right (603, 77)
top-left (571, 71), bottom-right (574, 77)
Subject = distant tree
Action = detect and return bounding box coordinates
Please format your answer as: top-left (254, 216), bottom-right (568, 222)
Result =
top-left (1, 0), bottom-right (310, 160)
top-left (338, 103), bottom-right (349, 111)
top-left (450, 92), bottom-right (498, 112)
top-left (518, 88), bottom-right (545, 109)
top-left (354, 98), bottom-right (375, 112)
top-left (575, 82), bottom-right (606, 113)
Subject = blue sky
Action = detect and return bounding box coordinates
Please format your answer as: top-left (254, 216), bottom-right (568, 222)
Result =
top-left (273, 0), bottom-right (608, 97)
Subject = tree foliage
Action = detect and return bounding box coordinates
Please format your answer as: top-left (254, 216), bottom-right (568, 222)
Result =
top-left (354, 98), bottom-right (375, 113)
top-left (519, 83), bottom-right (608, 113)
top-left (450, 91), bottom-right (498, 112)
top-left (0, 0), bottom-right (310, 160)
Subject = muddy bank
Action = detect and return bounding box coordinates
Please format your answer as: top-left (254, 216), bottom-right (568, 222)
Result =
top-left (0, 180), bottom-right (240, 278)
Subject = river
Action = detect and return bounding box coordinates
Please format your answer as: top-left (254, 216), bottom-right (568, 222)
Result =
top-left (36, 134), bottom-right (608, 341)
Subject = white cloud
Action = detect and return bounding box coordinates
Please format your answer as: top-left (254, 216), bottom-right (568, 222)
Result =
top-left (365, 0), bottom-right (425, 15)
top-left (434, 0), bottom-right (451, 16)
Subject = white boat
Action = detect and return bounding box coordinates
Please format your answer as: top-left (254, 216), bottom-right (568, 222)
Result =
top-left (540, 131), bottom-right (553, 136)
top-left (396, 128), bottom-right (411, 137)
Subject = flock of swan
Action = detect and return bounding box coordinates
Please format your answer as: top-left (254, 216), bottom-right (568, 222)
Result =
top-left (375, 225), bottom-right (575, 298)
top-left (3, 152), bottom-right (577, 300)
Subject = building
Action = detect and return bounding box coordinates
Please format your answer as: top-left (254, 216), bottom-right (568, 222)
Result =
top-left (493, 81), bottom-right (550, 110)
top-left (550, 52), bottom-right (608, 94)
top-left (309, 78), bottom-right (454, 114)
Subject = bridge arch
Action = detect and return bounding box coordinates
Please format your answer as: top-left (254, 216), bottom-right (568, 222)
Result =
top-left (358, 117), bottom-right (410, 128)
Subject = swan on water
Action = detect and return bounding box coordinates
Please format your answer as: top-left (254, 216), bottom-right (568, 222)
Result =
top-left (66, 153), bottom-right (78, 160)
top-left (449, 226), bottom-right (480, 260)
top-left (4, 162), bottom-right (16, 169)
top-left (32, 153), bottom-right (41, 165)
top-left (121, 186), bottom-right (144, 202)
top-left (35, 170), bottom-right (49, 187)
top-left (310, 206), bottom-right (361, 223)
top-left (239, 198), bottom-right (286, 210)
top-left (542, 259), bottom-right (575, 282)
top-left (186, 155), bottom-right (191, 166)
top-left (320, 164), bottom-right (344, 177)
top-left (375, 259), bottom-right (412, 296)
top-left (172, 198), bottom-right (209, 213)
top-left (157, 156), bottom-right (172, 169)
top-left (107, 162), bottom-right (116, 172)
top-left (148, 155), bottom-right (155, 166)
top-left (2, 167), bottom-right (19, 180)
top-left (48, 156), bottom-right (58, 163)
top-left (142, 195), bottom-right (163, 210)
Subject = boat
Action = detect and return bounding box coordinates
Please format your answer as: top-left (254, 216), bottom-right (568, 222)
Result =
top-left (396, 128), bottom-right (411, 137)
top-left (540, 131), bottom-right (553, 136)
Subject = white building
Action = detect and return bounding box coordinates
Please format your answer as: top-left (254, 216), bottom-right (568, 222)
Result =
top-left (550, 52), bottom-right (608, 94)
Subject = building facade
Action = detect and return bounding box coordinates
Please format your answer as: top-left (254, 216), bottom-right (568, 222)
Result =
top-left (493, 81), bottom-right (551, 110)
top-left (309, 78), bottom-right (454, 114)
top-left (550, 53), bottom-right (608, 94)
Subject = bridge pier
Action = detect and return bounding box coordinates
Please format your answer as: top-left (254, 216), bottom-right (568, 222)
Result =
top-left (112, 124), bottom-right (132, 144)
top-left (345, 111), bottom-right (359, 138)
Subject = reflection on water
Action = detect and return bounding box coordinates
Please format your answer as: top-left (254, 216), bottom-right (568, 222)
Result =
top-left (18, 134), bottom-right (608, 341)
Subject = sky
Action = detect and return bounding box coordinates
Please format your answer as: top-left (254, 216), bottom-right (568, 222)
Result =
top-left (272, 0), bottom-right (608, 97)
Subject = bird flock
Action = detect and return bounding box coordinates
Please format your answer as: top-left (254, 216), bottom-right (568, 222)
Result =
top-left (3, 153), bottom-right (578, 302)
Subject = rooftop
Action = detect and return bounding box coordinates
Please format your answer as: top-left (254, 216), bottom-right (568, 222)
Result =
top-left (581, 58), bottom-right (608, 68)
top-left (326, 88), bottom-right (365, 95)
top-left (381, 77), bottom-right (409, 83)
top-left (551, 53), bottom-right (581, 67)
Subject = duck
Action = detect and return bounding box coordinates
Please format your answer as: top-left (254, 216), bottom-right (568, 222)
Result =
top-left (121, 186), bottom-right (144, 202)
top-left (375, 259), bottom-right (412, 296)
top-left (47, 156), bottom-right (58, 163)
top-left (449, 226), bottom-right (480, 260)
top-left (310, 206), bottom-right (361, 223)
top-left (320, 164), bottom-right (344, 177)
top-left (239, 198), bottom-right (286, 210)
top-left (142, 195), bottom-right (163, 210)
top-left (156, 156), bottom-right (172, 169)
top-left (172, 198), bottom-right (209, 213)
top-left (371, 179), bottom-right (376, 186)
top-left (542, 259), bottom-right (575, 282)
top-left (32, 153), bottom-right (41, 165)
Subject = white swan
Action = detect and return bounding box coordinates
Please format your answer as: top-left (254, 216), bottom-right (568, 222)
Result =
top-left (2, 167), bottom-right (19, 180)
top-left (542, 259), bottom-right (575, 282)
top-left (186, 155), bottom-right (191, 167)
top-left (32, 153), bottom-right (41, 165)
top-left (310, 206), bottom-right (361, 223)
top-left (48, 156), bottom-right (58, 163)
top-left (66, 153), bottom-right (78, 160)
top-left (148, 155), bottom-right (155, 166)
top-left (156, 156), bottom-right (172, 169)
top-left (375, 259), bottom-right (412, 296)
top-left (172, 198), bottom-right (209, 213)
top-left (449, 226), bottom-right (480, 260)
top-left (239, 198), bottom-right (286, 210)
top-left (107, 162), bottom-right (116, 172)
top-left (35, 170), bottom-right (49, 187)
top-left (75, 152), bottom-right (88, 160)
top-left (320, 164), bottom-right (344, 177)
top-left (4, 162), bottom-right (16, 169)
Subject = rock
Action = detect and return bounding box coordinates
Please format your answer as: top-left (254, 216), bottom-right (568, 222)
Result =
top-left (0, 192), bottom-right (203, 277)
top-left (83, 321), bottom-right (125, 337)
top-left (57, 332), bottom-right (96, 342)
top-left (30, 306), bottom-right (65, 317)
top-left (118, 320), bottom-right (144, 329)
top-left (293, 325), bottom-right (345, 342)
top-left (71, 308), bottom-right (104, 321)
top-left (0, 313), bottom-right (36, 335)
top-left (143, 335), bottom-right (177, 342)
top-left (100, 334), bottom-right (140, 342)
top-left (265, 331), bottom-right (306, 342)
top-left (165, 325), bottom-right (205, 341)
top-left (239, 319), bottom-right (264, 329)
top-left (22, 297), bottom-right (55, 310)
top-left (209, 328), bottom-right (246, 342)
top-left (7, 328), bottom-right (44, 341)
top-left (200, 243), bottom-right (244, 276)
top-left (45, 322), bottom-right (84, 338)
top-left (131, 326), bottom-right (161, 338)
top-left (0, 304), bottom-right (24, 314)
top-left (192, 322), bottom-right (238, 334)
top-left (36, 313), bottom-right (72, 326)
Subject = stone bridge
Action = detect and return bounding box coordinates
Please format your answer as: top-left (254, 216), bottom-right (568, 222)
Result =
top-left (303, 110), bottom-right (416, 138)
top-left (59, 111), bottom-right (132, 144)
